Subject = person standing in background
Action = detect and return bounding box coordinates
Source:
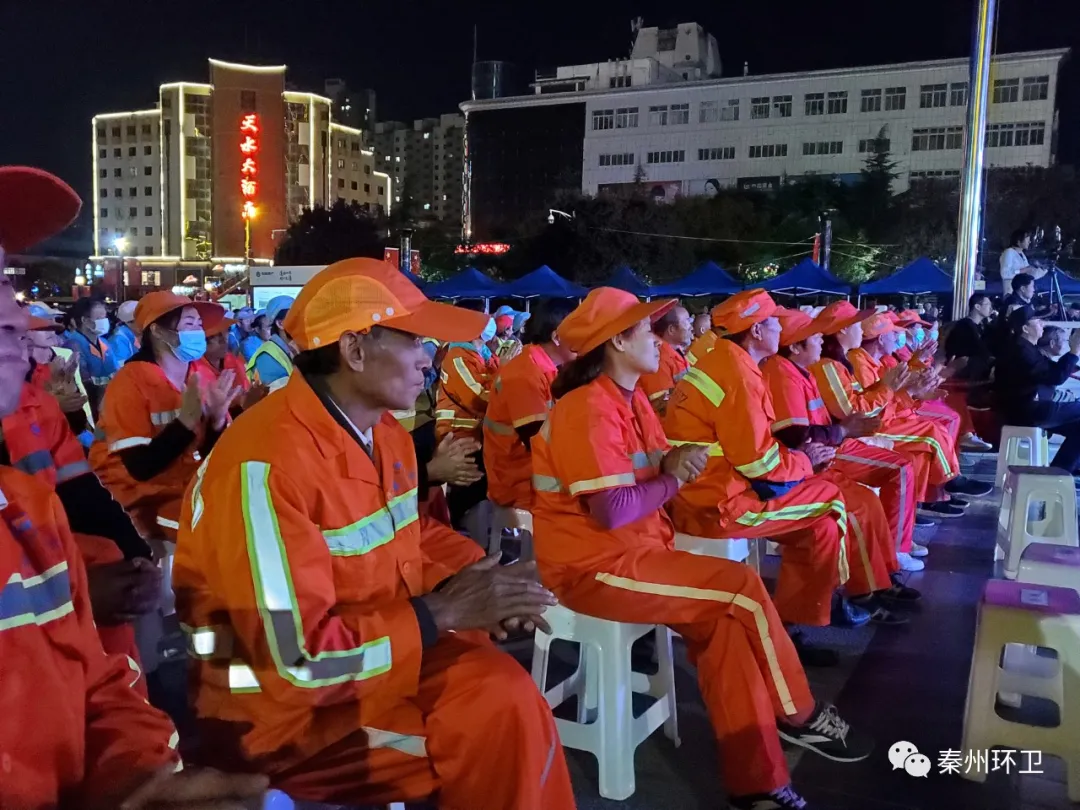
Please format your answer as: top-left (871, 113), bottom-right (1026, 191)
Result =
top-left (245, 296), bottom-right (295, 388)
top-left (228, 305), bottom-right (255, 355)
top-left (1000, 228), bottom-right (1045, 287)
top-left (64, 297), bottom-right (120, 413)
top-left (108, 300), bottom-right (140, 366)
top-left (240, 309), bottom-right (269, 361)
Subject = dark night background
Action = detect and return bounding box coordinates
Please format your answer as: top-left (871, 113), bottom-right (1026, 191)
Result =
top-left (2, 0), bottom-right (1078, 211)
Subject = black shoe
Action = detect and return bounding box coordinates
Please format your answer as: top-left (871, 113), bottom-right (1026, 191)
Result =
top-left (849, 595), bottom-right (911, 625)
top-left (947, 496), bottom-right (969, 508)
top-left (915, 515), bottom-right (937, 528)
top-left (789, 629), bottom-right (839, 667)
top-left (777, 702), bottom-right (874, 763)
top-left (918, 502), bottom-right (965, 518)
top-left (879, 576), bottom-right (922, 606)
top-left (729, 785), bottom-right (809, 809)
top-left (946, 476), bottom-right (994, 497)
top-left (830, 595), bottom-right (871, 628)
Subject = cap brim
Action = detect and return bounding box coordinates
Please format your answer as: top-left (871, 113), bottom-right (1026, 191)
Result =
top-left (835, 308), bottom-right (877, 333)
top-left (28, 315), bottom-right (63, 332)
top-left (0, 167), bottom-right (82, 253)
top-left (575, 298), bottom-right (677, 355)
top-left (387, 300), bottom-right (493, 343)
top-left (780, 325), bottom-right (823, 347)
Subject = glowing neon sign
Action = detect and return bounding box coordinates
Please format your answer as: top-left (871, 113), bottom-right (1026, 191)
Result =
top-left (240, 113), bottom-right (259, 220)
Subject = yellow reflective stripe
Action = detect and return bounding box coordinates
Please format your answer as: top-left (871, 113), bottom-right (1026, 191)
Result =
top-left (595, 572), bottom-right (796, 715)
top-left (736, 499), bottom-right (849, 584)
top-left (820, 363), bottom-right (854, 417)
top-left (667, 439), bottom-right (724, 457)
top-left (511, 412), bottom-right (548, 428)
top-left (848, 512), bottom-right (880, 593)
top-left (772, 416), bottom-right (810, 431)
top-left (434, 410), bottom-right (455, 419)
top-left (567, 473), bottom-right (636, 496)
top-left (151, 409), bottom-right (181, 426)
top-left (453, 356), bottom-right (484, 397)
top-left (532, 474), bottom-right (563, 493)
top-left (686, 350), bottom-right (698, 365)
top-left (734, 443), bottom-right (782, 478)
top-left (877, 433), bottom-right (954, 477)
top-left (364, 727), bottom-right (429, 757)
top-left (483, 416), bottom-right (515, 436)
top-left (647, 389), bottom-right (670, 402)
top-left (682, 367), bottom-right (725, 407)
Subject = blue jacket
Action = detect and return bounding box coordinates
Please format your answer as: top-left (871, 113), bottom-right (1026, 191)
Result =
top-left (65, 331), bottom-right (120, 387)
top-left (107, 323), bottom-right (139, 366)
top-left (251, 334), bottom-right (294, 386)
top-left (239, 334), bottom-right (264, 362)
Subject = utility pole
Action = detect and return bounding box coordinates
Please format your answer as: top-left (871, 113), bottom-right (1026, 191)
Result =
top-left (819, 212), bottom-right (833, 271)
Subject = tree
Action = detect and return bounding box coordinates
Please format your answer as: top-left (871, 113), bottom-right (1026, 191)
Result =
top-left (273, 200), bottom-right (386, 265)
top-left (851, 127), bottom-right (899, 239)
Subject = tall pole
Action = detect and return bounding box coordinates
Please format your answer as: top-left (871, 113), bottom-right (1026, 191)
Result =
top-left (952, 0), bottom-right (997, 320)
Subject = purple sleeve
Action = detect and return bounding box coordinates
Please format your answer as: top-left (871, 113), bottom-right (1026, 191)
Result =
top-left (585, 474), bottom-right (681, 530)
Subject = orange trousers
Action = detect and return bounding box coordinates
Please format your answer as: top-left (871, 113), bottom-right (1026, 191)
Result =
top-left (917, 400), bottom-right (962, 443)
top-left (878, 415), bottom-right (958, 502)
top-left (831, 439), bottom-right (917, 554)
top-left (549, 547), bottom-right (814, 796)
top-left (818, 470), bottom-right (895, 594)
top-left (270, 635), bottom-right (576, 810)
top-left (717, 478), bottom-right (845, 627)
top-left (939, 390), bottom-right (977, 437)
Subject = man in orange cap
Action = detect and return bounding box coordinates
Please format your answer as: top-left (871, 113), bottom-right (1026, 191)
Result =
top-left (665, 290), bottom-right (856, 632)
top-left (174, 258), bottom-right (574, 810)
top-left (0, 166), bottom-right (272, 810)
top-left (639, 301), bottom-right (692, 413)
top-left (532, 287), bottom-right (871, 810)
top-left (762, 309), bottom-right (928, 591)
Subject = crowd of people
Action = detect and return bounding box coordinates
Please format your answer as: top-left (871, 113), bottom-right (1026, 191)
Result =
top-left (6, 163), bottom-right (1078, 810)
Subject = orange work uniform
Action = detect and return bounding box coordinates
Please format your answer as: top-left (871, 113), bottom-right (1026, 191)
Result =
top-left (191, 352), bottom-right (251, 392)
top-left (664, 340), bottom-right (848, 626)
top-left (763, 354), bottom-right (912, 570)
top-left (89, 360), bottom-right (207, 540)
top-left (435, 344), bottom-right (494, 442)
top-left (880, 351), bottom-right (970, 438)
top-left (0, 465), bottom-right (179, 809)
top-left (686, 330), bottom-right (717, 366)
top-left (174, 375), bottom-right (574, 809)
top-left (811, 357), bottom-right (957, 503)
top-left (483, 344), bottom-right (557, 508)
top-left (639, 341), bottom-right (689, 411)
top-left (531, 375), bottom-right (815, 797)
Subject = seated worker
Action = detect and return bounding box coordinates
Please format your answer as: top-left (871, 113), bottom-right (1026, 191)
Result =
top-left (665, 291), bottom-right (900, 632)
top-left (692, 310), bottom-right (711, 340)
top-left (174, 258), bottom-right (575, 810)
top-left (994, 306), bottom-right (1080, 474)
top-left (0, 162), bottom-right (270, 810)
top-left (64, 296), bottom-right (120, 414)
top-left (484, 302), bottom-right (574, 511)
top-left (108, 300), bottom-right (140, 366)
top-left (90, 292), bottom-right (241, 542)
top-left (246, 295), bottom-right (295, 388)
top-left (686, 320), bottom-right (717, 366)
top-left (530, 287), bottom-right (871, 810)
top-left (810, 302), bottom-right (966, 521)
top-left (639, 302), bottom-right (692, 413)
top-left (762, 309), bottom-right (927, 579)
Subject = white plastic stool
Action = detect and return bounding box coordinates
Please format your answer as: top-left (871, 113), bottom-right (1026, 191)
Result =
top-left (674, 533), bottom-right (760, 573)
top-left (487, 505), bottom-right (533, 559)
top-left (960, 579), bottom-right (1080, 800)
top-left (996, 426), bottom-right (1050, 488)
top-left (996, 466), bottom-right (1079, 578)
top-left (531, 603), bottom-right (680, 800)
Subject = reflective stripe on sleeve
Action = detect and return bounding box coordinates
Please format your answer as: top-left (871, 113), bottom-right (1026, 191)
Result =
top-left (483, 416), bottom-right (515, 436)
top-left (566, 473), bottom-right (636, 496)
top-left (110, 437), bottom-right (152, 452)
top-left (772, 416), bottom-right (810, 431)
top-left (667, 439), bottom-right (724, 457)
top-left (13, 449), bottom-right (55, 476)
top-left (734, 443), bottom-right (782, 478)
top-left (322, 489), bottom-right (418, 556)
top-left (511, 412), bottom-right (548, 428)
top-left (820, 363), bottom-right (854, 417)
top-left (532, 474), bottom-right (563, 493)
top-left (807, 397), bottom-right (826, 411)
top-left (151, 409), bottom-right (181, 426)
top-left (682, 367), bottom-right (725, 407)
top-left (240, 461), bottom-right (393, 687)
top-left (0, 562), bottom-right (75, 632)
top-left (453, 357), bottom-right (484, 397)
top-left (55, 460), bottom-right (92, 482)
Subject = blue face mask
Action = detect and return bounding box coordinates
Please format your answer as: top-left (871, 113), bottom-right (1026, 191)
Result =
top-left (929, 326), bottom-right (939, 341)
top-left (911, 327), bottom-right (925, 346)
top-left (896, 332), bottom-right (907, 349)
top-left (480, 318), bottom-right (497, 342)
top-left (173, 329), bottom-right (207, 362)
top-left (479, 344), bottom-right (493, 362)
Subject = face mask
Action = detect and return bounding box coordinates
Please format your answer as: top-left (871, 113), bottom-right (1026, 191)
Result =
top-left (929, 327), bottom-right (939, 341)
top-left (478, 344), bottom-right (493, 362)
top-left (172, 329), bottom-right (207, 362)
top-left (480, 318), bottom-right (497, 342)
top-left (911, 327), bottom-right (925, 346)
top-left (93, 318), bottom-right (111, 337)
top-left (895, 332), bottom-right (907, 349)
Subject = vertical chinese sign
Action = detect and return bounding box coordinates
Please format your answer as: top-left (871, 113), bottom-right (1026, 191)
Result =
top-left (240, 113), bottom-right (259, 261)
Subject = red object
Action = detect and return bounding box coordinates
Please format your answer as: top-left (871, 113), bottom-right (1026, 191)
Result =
top-left (383, 247), bottom-right (422, 275)
top-left (558, 288), bottom-right (674, 355)
top-left (0, 166), bottom-right (82, 253)
top-left (454, 242), bottom-right (510, 255)
top-left (711, 289), bottom-right (776, 333)
top-left (435, 345), bottom-right (495, 442)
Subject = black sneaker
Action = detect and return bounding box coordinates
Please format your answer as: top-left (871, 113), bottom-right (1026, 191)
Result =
top-left (914, 515), bottom-right (937, 528)
top-left (777, 702), bottom-right (874, 763)
top-left (918, 502), bottom-right (965, 518)
top-left (729, 785), bottom-right (809, 809)
top-left (789, 629), bottom-right (839, 667)
top-left (879, 577), bottom-right (922, 606)
top-left (947, 496), bottom-right (969, 508)
top-left (946, 476), bottom-right (994, 497)
top-left (849, 595), bottom-right (911, 625)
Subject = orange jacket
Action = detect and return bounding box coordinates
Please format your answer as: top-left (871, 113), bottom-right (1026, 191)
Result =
top-left (174, 374), bottom-right (483, 769)
top-left (686, 330), bottom-right (717, 366)
top-left (810, 357), bottom-right (892, 421)
top-left (761, 355), bottom-right (832, 430)
top-left (531, 375), bottom-right (673, 580)
top-left (483, 344), bottom-right (557, 508)
top-left (848, 347), bottom-right (917, 417)
top-left (435, 344), bottom-right (495, 441)
top-left (0, 466), bottom-right (178, 808)
top-left (3, 384), bottom-right (92, 487)
top-left (664, 340), bottom-right (813, 536)
top-left (190, 353), bottom-right (251, 392)
top-left (639, 341), bottom-right (689, 411)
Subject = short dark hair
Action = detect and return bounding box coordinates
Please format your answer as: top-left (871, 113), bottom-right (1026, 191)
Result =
top-left (293, 343), bottom-right (342, 376)
top-left (722, 328), bottom-right (751, 346)
top-left (69, 296), bottom-right (104, 325)
top-left (968, 293), bottom-right (991, 310)
top-left (652, 308), bottom-right (680, 336)
top-left (1038, 325), bottom-right (1065, 349)
top-left (1011, 228), bottom-right (1033, 248)
top-left (522, 302), bottom-right (572, 345)
top-left (129, 308), bottom-right (182, 364)
top-left (1012, 272), bottom-right (1035, 292)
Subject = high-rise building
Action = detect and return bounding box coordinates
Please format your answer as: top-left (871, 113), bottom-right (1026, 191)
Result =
top-left (460, 21), bottom-right (1068, 240)
top-left (373, 113), bottom-right (464, 225)
top-left (325, 79), bottom-right (376, 137)
top-left (91, 59), bottom-right (391, 293)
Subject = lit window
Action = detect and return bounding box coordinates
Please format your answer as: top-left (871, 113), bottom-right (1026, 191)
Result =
top-left (423, 203), bottom-right (431, 210)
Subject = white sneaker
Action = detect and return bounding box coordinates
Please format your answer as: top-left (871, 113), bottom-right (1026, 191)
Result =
top-left (910, 542), bottom-right (929, 558)
top-left (897, 552), bottom-right (925, 572)
top-left (960, 433), bottom-right (993, 452)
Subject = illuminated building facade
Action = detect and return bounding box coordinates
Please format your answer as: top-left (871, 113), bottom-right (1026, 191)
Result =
top-left (91, 58), bottom-right (391, 293)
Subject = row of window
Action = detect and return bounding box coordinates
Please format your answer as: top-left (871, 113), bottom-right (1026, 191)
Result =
top-left (101, 166), bottom-right (155, 179)
top-left (96, 123), bottom-right (155, 140)
top-left (335, 158), bottom-right (373, 174)
top-left (911, 121), bottom-right (1046, 150)
top-left (335, 178), bottom-right (377, 193)
top-left (99, 146), bottom-right (154, 159)
top-left (598, 153), bottom-right (635, 166)
top-left (100, 207), bottom-right (155, 219)
top-left (100, 185), bottom-right (155, 199)
top-left (333, 138), bottom-right (364, 154)
top-left (910, 170), bottom-right (961, 181)
top-left (803, 140), bottom-right (844, 156)
top-left (590, 75), bottom-right (1051, 131)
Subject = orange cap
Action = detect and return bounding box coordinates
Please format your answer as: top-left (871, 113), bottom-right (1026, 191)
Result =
top-left (28, 315), bottom-right (63, 332)
top-left (134, 291), bottom-right (225, 333)
top-left (205, 317), bottom-right (235, 338)
top-left (813, 301), bottom-right (876, 336)
top-left (863, 312), bottom-right (903, 339)
top-left (283, 257), bottom-right (490, 351)
top-left (893, 309), bottom-right (931, 328)
top-left (557, 288), bottom-right (675, 355)
top-left (710, 289), bottom-right (776, 333)
top-left (776, 308), bottom-right (821, 347)
top-left (0, 167), bottom-right (82, 254)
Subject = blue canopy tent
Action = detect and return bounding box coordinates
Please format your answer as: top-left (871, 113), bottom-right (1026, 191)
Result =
top-left (980, 267), bottom-right (1080, 297)
top-left (860, 258), bottom-right (953, 295)
top-left (400, 267), bottom-right (426, 289)
top-left (424, 267), bottom-right (506, 300)
top-left (649, 261), bottom-right (742, 296)
top-left (761, 258), bottom-right (850, 296)
top-left (605, 266), bottom-right (653, 297)
top-left (505, 266), bottom-right (588, 300)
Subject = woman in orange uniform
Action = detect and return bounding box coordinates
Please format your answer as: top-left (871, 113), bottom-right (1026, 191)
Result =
top-left (90, 292), bottom-right (241, 541)
top-left (532, 287), bottom-right (872, 810)
top-left (762, 309), bottom-right (927, 590)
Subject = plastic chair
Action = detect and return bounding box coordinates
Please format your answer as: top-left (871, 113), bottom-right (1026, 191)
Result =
top-left (531, 603), bottom-right (680, 800)
top-left (960, 580), bottom-right (1080, 800)
top-left (995, 426), bottom-right (1050, 489)
top-left (487, 505), bottom-right (533, 559)
top-left (995, 466), bottom-right (1078, 578)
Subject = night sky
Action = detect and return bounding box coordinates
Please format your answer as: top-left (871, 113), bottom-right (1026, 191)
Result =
top-left (2, 0), bottom-right (1077, 213)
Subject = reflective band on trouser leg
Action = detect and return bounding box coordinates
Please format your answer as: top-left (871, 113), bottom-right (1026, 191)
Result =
top-left (240, 461), bottom-right (393, 687)
top-left (847, 513), bottom-right (878, 594)
top-left (594, 571), bottom-right (797, 715)
top-left (877, 433), bottom-right (955, 479)
top-left (834, 451), bottom-right (909, 554)
top-left (736, 499), bottom-right (849, 584)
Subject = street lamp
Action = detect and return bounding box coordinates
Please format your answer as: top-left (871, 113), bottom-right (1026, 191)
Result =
top-left (547, 208), bottom-right (575, 225)
top-left (113, 236), bottom-right (128, 301)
